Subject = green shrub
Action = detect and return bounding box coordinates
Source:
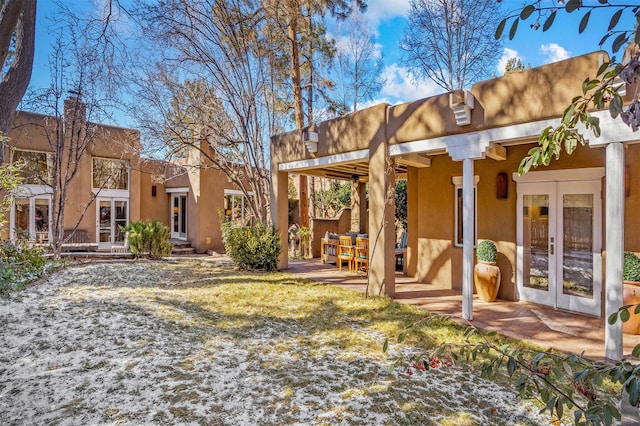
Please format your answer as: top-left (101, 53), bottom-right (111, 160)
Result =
top-left (221, 221), bottom-right (282, 271)
top-left (624, 251), bottom-right (640, 282)
top-left (123, 220), bottom-right (173, 259)
top-left (0, 240), bottom-right (61, 295)
top-left (476, 240), bottom-right (497, 263)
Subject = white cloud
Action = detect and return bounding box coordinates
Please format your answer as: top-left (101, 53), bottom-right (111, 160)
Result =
top-left (330, 33), bottom-right (384, 60)
top-left (539, 43), bottom-right (570, 64)
top-left (364, 0), bottom-right (411, 29)
top-left (379, 63), bottom-right (443, 104)
top-left (496, 48), bottom-right (522, 76)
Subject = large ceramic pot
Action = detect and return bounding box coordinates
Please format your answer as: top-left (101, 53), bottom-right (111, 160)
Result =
top-left (474, 261), bottom-right (501, 302)
top-left (623, 280), bottom-right (640, 335)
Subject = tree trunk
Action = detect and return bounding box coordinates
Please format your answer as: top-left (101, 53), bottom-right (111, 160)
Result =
top-left (287, 0), bottom-right (309, 228)
top-left (0, 0), bottom-right (36, 164)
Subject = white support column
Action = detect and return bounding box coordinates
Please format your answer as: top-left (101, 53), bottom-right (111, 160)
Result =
top-left (605, 142), bottom-right (625, 361)
top-left (462, 158), bottom-right (475, 320)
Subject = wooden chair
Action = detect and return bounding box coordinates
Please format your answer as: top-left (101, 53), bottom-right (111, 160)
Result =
top-left (337, 236), bottom-right (355, 272)
top-left (354, 237), bottom-right (369, 273)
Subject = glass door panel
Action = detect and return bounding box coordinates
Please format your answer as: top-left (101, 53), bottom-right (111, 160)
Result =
top-left (98, 199), bottom-right (112, 249)
top-left (114, 200), bottom-right (128, 243)
top-left (35, 198), bottom-right (50, 243)
top-left (15, 198), bottom-right (30, 239)
top-left (556, 181), bottom-right (601, 315)
top-left (180, 195), bottom-right (187, 238)
top-left (173, 196), bottom-right (179, 234)
top-left (560, 194), bottom-right (593, 298)
top-left (523, 194), bottom-right (550, 291)
top-left (171, 194), bottom-right (187, 239)
top-left (518, 184), bottom-right (556, 308)
top-left (517, 180), bottom-right (601, 316)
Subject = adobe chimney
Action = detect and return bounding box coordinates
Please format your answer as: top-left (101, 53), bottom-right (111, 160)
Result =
top-left (64, 97), bottom-right (86, 127)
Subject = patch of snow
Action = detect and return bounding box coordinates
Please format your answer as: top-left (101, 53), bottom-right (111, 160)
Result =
top-left (0, 261), bottom-right (549, 425)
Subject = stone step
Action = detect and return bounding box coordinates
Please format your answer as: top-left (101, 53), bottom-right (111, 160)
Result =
top-left (172, 247), bottom-right (196, 256)
top-left (169, 239), bottom-right (192, 248)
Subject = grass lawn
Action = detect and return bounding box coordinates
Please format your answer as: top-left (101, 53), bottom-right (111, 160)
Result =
top-left (0, 259), bottom-right (550, 425)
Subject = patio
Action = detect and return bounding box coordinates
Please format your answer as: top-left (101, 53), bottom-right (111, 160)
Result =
top-left (287, 258), bottom-right (640, 361)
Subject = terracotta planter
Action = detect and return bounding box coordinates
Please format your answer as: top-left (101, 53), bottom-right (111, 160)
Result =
top-left (623, 280), bottom-right (640, 335)
top-left (474, 261), bottom-right (501, 302)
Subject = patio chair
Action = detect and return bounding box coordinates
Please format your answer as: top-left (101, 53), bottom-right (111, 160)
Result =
top-left (338, 235), bottom-right (355, 272)
top-left (395, 231), bottom-right (408, 270)
top-left (354, 237), bottom-right (369, 274)
top-left (111, 232), bottom-right (129, 254)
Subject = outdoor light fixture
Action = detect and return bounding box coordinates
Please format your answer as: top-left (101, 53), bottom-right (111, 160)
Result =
top-left (626, 165), bottom-right (631, 197)
top-left (496, 172), bottom-right (508, 199)
top-left (449, 90), bottom-right (474, 126)
top-left (151, 185), bottom-right (157, 197)
top-left (351, 167), bottom-right (359, 183)
top-left (303, 129), bottom-right (319, 153)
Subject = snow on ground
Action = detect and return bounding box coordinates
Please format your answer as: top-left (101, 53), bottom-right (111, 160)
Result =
top-left (0, 261), bottom-right (550, 425)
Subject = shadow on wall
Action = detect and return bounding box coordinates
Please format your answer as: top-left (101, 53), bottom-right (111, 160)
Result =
top-left (419, 238), bottom-right (454, 287)
top-left (495, 251), bottom-right (515, 301)
top-left (310, 208), bottom-right (351, 257)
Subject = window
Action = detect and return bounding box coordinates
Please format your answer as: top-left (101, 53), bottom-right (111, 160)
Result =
top-left (13, 196), bottom-right (51, 242)
top-left (12, 149), bottom-right (53, 185)
top-left (92, 158), bottom-right (129, 190)
top-left (224, 190), bottom-right (254, 227)
top-left (453, 176), bottom-right (478, 247)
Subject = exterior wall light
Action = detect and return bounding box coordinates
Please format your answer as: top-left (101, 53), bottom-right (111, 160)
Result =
top-left (496, 172), bottom-right (508, 199)
top-left (626, 165), bottom-right (631, 197)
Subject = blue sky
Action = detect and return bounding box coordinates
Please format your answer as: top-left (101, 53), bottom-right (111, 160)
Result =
top-left (362, 0), bottom-right (638, 106)
top-left (27, 0), bottom-right (638, 121)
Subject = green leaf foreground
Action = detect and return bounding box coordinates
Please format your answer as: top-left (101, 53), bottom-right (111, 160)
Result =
top-left (517, 58), bottom-right (627, 175)
top-left (384, 307), bottom-right (640, 425)
top-left (495, 3), bottom-right (640, 175)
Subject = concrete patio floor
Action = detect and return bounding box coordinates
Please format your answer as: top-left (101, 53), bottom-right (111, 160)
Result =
top-left (286, 258), bottom-right (640, 362)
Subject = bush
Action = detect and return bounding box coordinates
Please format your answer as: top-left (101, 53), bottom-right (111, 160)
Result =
top-left (624, 251), bottom-right (640, 282)
top-left (0, 240), bottom-right (61, 295)
top-left (123, 220), bottom-right (173, 259)
top-left (221, 221), bottom-right (281, 271)
top-left (476, 240), bottom-right (497, 263)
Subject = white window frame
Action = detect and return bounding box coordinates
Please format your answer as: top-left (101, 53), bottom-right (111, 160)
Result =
top-left (10, 194), bottom-right (53, 242)
top-left (11, 148), bottom-right (54, 186)
top-left (452, 176), bottom-right (479, 248)
top-left (91, 156), bottom-right (130, 191)
top-left (224, 189), bottom-right (255, 228)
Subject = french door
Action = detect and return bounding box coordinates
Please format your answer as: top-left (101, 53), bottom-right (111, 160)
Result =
top-left (171, 193), bottom-right (187, 240)
top-left (517, 180), bottom-right (602, 316)
top-left (96, 198), bottom-right (128, 250)
top-left (13, 196), bottom-right (51, 242)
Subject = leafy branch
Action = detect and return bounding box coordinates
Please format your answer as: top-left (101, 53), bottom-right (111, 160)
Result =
top-left (384, 310), bottom-right (640, 425)
top-left (497, 1), bottom-right (640, 53)
top-left (518, 58), bottom-right (630, 174)
top-left (496, 1), bottom-right (640, 174)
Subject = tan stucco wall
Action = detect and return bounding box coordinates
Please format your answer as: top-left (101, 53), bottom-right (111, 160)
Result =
top-left (137, 159), bottom-right (171, 228)
top-left (273, 52), bottom-right (610, 163)
top-left (414, 142), bottom-right (606, 301)
top-left (271, 49), bottom-right (640, 302)
top-left (271, 103), bottom-right (389, 163)
top-left (624, 144), bottom-right (640, 252)
top-left (7, 111), bottom-right (142, 243)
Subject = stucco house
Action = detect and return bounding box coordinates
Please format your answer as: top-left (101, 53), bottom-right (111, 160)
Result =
top-left (270, 51), bottom-right (640, 360)
top-left (3, 99), bottom-right (252, 254)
